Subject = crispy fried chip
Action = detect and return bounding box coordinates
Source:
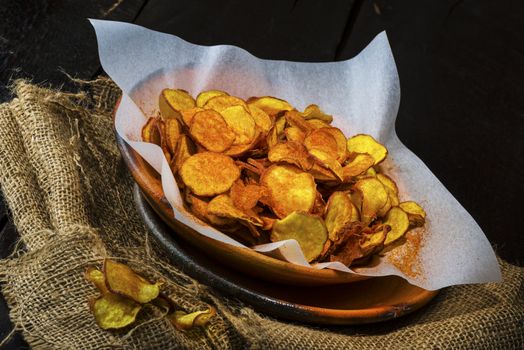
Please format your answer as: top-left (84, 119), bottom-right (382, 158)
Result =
top-left (284, 110), bottom-right (313, 132)
top-left (325, 192), bottom-right (354, 241)
top-left (322, 127), bottom-right (348, 163)
top-left (248, 105), bottom-right (273, 134)
top-left (172, 135), bottom-right (195, 173)
top-left (285, 126), bottom-right (306, 143)
top-left (103, 260), bottom-right (161, 304)
top-left (224, 128), bottom-right (262, 157)
top-left (169, 306), bottom-right (216, 331)
top-left (189, 110), bottom-right (236, 152)
top-left (360, 226), bottom-right (388, 253)
top-left (196, 90), bottom-right (228, 107)
top-left (141, 117), bottom-right (162, 146)
top-left (268, 141), bottom-right (314, 171)
top-left (85, 267), bottom-right (109, 294)
top-left (180, 107), bottom-right (204, 127)
top-left (247, 96), bottom-right (293, 117)
top-left (261, 165), bottom-right (317, 218)
top-left (306, 119), bottom-right (331, 130)
top-left (301, 104), bottom-right (333, 123)
top-left (346, 134), bottom-right (388, 165)
top-left (309, 162), bottom-right (338, 182)
top-left (220, 105), bottom-right (257, 145)
top-left (90, 293), bottom-right (141, 330)
top-left (377, 173), bottom-right (400, 207)
top-left (271, 211), bottom-right (328, 262)
top-left (207, 194), bottom-right (263, 226)
top-left (230, 180), bottom-right (267, 212)
top-left (180, 152), bottom-right (240, 196)
top-left (308, 149), bottom-right (344, 182)
top-left (399, 201), bottom-right (426, 226)
top-left (188, 193), bottom-right (235, 226)
top-left (159, 89), bottom-right (196, 120)
top-left (383, 207), bottom-right (410, 245)
top-left (164, 119), bottom-right (182, 155)
top-left (204, 95), bottom-right (247, 113)
top-left (304, 128), bottom-right (339, 155)
top-left (343, 153), bottom-right (375, 178)
top-left (352, 177), bottom-right (389, 225)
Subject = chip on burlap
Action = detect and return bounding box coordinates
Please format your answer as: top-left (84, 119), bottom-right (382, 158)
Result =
top-left (0, 79), bottom-right (522, 349)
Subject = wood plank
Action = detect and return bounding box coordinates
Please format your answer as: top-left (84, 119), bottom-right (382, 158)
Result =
top-left (338, 0), bottom-right (524, 265)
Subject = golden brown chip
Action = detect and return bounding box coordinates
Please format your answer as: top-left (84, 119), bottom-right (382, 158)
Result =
top-left (308, 149), bottom-right (344, 182)
top-left (164, 118), bottom-right (182, 155)
top-left (377, 173), bottom-right (400, 207)
top-left (189, 110), bottom-right (236, 152)
top-left (383, 207), bottom-right (410, 245)
top-left (271, 211), bottom-right (328, 262)
top-left (248, 105), bottom-right (273, 134)
top-left (268, 141), bottom-right (314, 171)
top-left (85, 267), bottom-right (109, 294)
top-left (285, 126), bottom-right (306, 143)
top-left (324, 191), bottom-right (354, 241)
top-left (159, 89), bottom-right (196, 120)
top-left (230, 180), bottom-right (267, 212)
top-left (180, 107), bottom-right (204, 127)
top-left (399, 201), bottom-right (426, 226)
top-left (309, 162), bottom-right (338, 182)
top-left (169, 306), bottom-right (216, 331)
top-left (301, 104), bottom-right (333, 123)
top-left (188, 193), bottom-right (235, 226)
top-left (196, 90), bottom-right (228, 107)
top-left (90, 293), bottom-right (141, 330)
top-left (207, 194), bottom-right (263, 226)
top-left (284, 110), bottom-right (312, 132)
top-left (306, 119), bottom-right (331, 130)
top-left (310, 191), bottom-right (327, 216)
top-left (260, 165), bottom-right (317, 218)
top-left (322, 127), bottom-right (348, 163)
top-left (179, 152), bottom-right (240, 196)
top-left (141, 117), bottom-right (162, 146)
top-left (352, 177), bottom-right (389, 225)
top-left (260, 214), bottom-right (277, 230)
top-left (172, 134), bottom-right (195, 173)
top-left (342, 153), bottom-right (375, 178)
top-left (247, 96), bottom-right (293, 117)
top-left (223, 128), bottom-right (262, 157)
top-left (304, 128), bottom-right (339, 155)
top-left (220, 105), bottom-right (257, 145)
top-left (103, 260), bottom-right (161, 304)
top-left (346, 134), bottom-right (388, 165)
top-left (204, 95), bottom-right (247, 113)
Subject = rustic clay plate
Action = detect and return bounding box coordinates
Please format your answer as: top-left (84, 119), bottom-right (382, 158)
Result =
top-left (134, 185), bottom-right (439, 325)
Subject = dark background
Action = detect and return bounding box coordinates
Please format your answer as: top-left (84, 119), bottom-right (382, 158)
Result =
top-left (1, 0), bottom-right (523, 348)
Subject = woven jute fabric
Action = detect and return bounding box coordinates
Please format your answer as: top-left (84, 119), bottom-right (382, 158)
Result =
top-left (0, 79), bottom-right (522, 349)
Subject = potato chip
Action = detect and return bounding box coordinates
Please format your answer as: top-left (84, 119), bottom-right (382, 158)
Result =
top-left (377, 193), bottom-right (392, 218)
top-left (224, 128), bottom-right (262, 157)
top-left (141, 117), bottom-right (161, 146)
top-left (352, 177), bottom-right (389, 225)
top-left (220, 105), bottom-right (257, 145)
top-left (247, 96), bottom-right (293, 117)
top-left (103, 260), bottom-right (161, 304)
top-left (268, 141), bottom-right (314, 171)
top-left (164, 119), bottom-right (182, 156)
top-left (285, 126), bottom-right (306, 143)
top-left (309, 162), bottom-right (338, 182)
top-left (180, 152), bottom-right (240, 196)
top-left (230, 180), bottom-right (267, 212)
top-left (90, 293), bottom-right (141, 330)
top-left (304, 128), bottom-right (339, 155)
top-left (159, 89), bottom-right (196, 120)
top-left (169, 306), bottom-right (216, 331)
top-left (306, 119), bottom-right (331, 130)
top-left (346, 134), bottom-right (388, 165)
top-left (85, 266), bottom-right (109, 294)
top-left (342, 153), bottom-right (375, 178)
top-left (180, 107), bottom-right (204, 127)
top-left (189, 110), bottom-right (236, 152)
top-left (204, 95), bottom-right (247, 113)
top-left (308, 149), bottom-right (344, 182)
top-left (171, 135), bottom-right (195, 173)
top-left (260, 165), bottom-right (317, 218)
top-left (322, 127), bottom-right (348, 163)
top-left (188, 193), bottom-right (235, 226)
top-left (360, 226), bottom-right (388, 253)
top-left (248, 105), bottom-right (273, 134)
top-left (324, 192), bottom-right (354, 241)
top-left (284, 110), bottom-right (313, 132)
top-left (196, 90), bottom-right (228, 107)
top-left (207, 194), bottom-right (263, 226)
top-left (383, 207), bottom-right (410, 245)
top-left (399, 201), bottom-right (426, 226)
top-left (377, 173), bottom-right (400, 207)
top-left (310, 192), bottom-right (327, 216)
top-left (271, 211), bottom-right (328, 262)
top-left (301, 104), bottom-right (333, 123)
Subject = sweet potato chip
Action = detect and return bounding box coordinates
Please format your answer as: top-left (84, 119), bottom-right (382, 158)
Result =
top-left (360, 226), bottom-right (388, 253)
top-left (352, 177), bottom-right (389, 225)
top-left (311, 191), bottom-right (327, 216)
top-left (207, 194), bottom-right (263, 226)
top-left (346, 134), bottom-right (388, 165)
top-left (377, 173), bottom-right (400, 207)
top-left (180, 152), bottom-right (240, 196)
top-left (180, 107), bottom-right (204, 127)
top-left (383, 207), bottom-right (410, 245)
top-left (268, 141), bottom-right (314, 171)
top-left (230, 180), bottom-right (267, 212)
top-left (322, 127), bottom-right (348, 163)
top-left (325, 192), bottom-right (354, 241)
top-left (220, 105), bottom-right (257, 145)
top-left (204, 95), bottom-right (247, 113)
top-left (248, 105), bottom-right (273, 134)
top-left (247, 96), bottom-right (293, 117)
top-left (301, 104), bottom-right (333, 123)
top-left (223, 128), bottom-right (262, 157)
top-left (196, 90), bottom-right (228, 107)
top-left (304, 128), bottom-right (339, 155)
top-left (260, 165), bottom-right (317, 218)
top-left (90, 293), bottom-right (141, 330)
top-left (308, 149), bottom-right (344, 182)
top-left (188, 193), bottom-right (235, 226)
top-left (164, 118), bottom-right (182, 155)
top-left (159, 89), bottom-right (196, 120)
top-left (343, 153), bottom-right (375, 178)
top-left (141, 117), bottom-right (161, 146)
top-left (284, 110), bottom-right (312, 132)
top-left (169, 306), bottom-right (216, 331)
top-left (189, 110), bottom-right (236, 152)
top-left (309, 162), bottom-right (338, 182)
top-left (103, 260), bottom-right (161, 304)
top-left (285, 126), bottom-right (306, 143)
top-left (306, 119), bottom-right (331, 130)
top-left (271, 211), bottom-right (328, 262)
top-left (85, 267), bottom-right (109, 294)
top-left (399, 201), bottom-right (426, 226)
top-left (172, 135), bottom-right (195, 173)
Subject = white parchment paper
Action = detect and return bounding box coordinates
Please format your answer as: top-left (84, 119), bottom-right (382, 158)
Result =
top-left (91, 19), bottom-right (501, 290)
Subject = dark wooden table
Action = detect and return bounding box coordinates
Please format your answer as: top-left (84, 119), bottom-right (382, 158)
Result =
top-left (1, 1), bottom-right (523, 348)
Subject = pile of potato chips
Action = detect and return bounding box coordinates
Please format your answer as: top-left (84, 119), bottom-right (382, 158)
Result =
top-left (142, 89), bottom-right (426, 266)
top-left (86, 260), bottom-right (215, 330)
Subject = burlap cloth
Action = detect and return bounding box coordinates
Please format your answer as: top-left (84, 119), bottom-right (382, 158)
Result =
top-left (0, 79), bottom-right (522, 349)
